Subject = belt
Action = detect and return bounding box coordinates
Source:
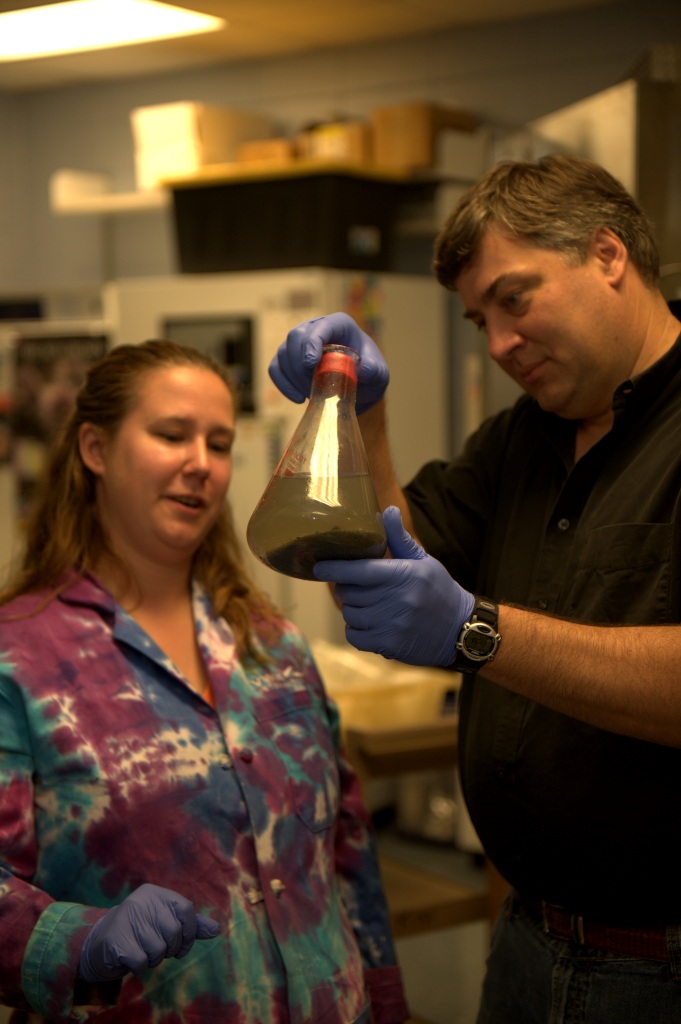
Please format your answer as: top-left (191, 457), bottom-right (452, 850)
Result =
top-left (522, 896), bottom-right (670, 962)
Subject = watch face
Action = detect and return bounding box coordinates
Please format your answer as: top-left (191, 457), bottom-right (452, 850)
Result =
top-left (452, 599), bottom-right (501, 672)
top-left (461, 622), bottom-right (497, 660)
top-left (464, 630), bottom-right (494, 656)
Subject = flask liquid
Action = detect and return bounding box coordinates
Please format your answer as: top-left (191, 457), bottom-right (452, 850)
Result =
top-left (247, 473), bottom-right (387, 581)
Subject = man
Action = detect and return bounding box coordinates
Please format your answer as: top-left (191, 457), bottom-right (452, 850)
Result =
top-left (269, 154), bottom-right (681, 1023)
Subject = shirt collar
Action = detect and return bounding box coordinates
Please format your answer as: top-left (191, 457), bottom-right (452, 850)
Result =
top-left (532, 329), bottom-right (681, 456)
top-left (612, 330), bottom-right (681, 415)
top-left (57, 570), bottom-right (117, 618)
top-left (58, 571), bottom-right (211, 620)
top-left (58, 572), bottom-right (216, 679)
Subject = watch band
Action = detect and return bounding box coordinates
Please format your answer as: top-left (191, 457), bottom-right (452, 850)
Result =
top-left (450, 595), bottom-right (501, 674)
top-left (470, 596), bottom-right (498, 629)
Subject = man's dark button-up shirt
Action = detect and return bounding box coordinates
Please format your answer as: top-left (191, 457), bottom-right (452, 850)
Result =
top-left (405, 332), bottom-right (681, 924)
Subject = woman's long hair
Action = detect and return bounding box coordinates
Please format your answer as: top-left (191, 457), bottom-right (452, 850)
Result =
top-left (0, 339), bottom-right (284, 661)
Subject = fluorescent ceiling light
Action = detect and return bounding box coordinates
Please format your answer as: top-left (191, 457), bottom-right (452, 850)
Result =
top-left (0, 0), bottom-right (226, 62)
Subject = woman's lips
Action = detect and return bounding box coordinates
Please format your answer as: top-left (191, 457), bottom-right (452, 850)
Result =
top-left (168, 494), bottom-right (206, 510)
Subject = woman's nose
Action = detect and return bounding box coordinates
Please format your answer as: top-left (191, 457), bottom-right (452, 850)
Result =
top-left (184, 440), bottom-right (210, 476)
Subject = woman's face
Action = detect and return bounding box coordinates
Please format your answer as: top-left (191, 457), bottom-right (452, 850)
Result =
top-left (80, 364), bottom-right (235, 571)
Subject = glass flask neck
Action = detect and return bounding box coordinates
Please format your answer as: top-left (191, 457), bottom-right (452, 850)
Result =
top-left (311, 344), bottom-right (358, 402)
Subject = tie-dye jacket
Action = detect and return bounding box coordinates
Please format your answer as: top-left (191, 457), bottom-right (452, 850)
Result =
top-left (0, 573), bottom-right (408, 1024)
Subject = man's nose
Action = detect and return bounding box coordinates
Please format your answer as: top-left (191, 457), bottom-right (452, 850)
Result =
top-left (486, 319), bottom-right (524, 363)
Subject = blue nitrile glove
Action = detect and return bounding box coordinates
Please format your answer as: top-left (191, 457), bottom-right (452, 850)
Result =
top-left (269, 311), bottom-right (389, 414)
top-left (314, 506), bottom-right (475, 666)
top-left (78, 883), bottom-right (220, 982)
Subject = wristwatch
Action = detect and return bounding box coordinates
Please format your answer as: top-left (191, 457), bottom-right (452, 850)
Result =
top-left (451, 596), bottom-right (501, 674)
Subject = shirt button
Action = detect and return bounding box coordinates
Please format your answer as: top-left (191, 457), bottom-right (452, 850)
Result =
top-left (218, 754), bottom-right (233, 770)
top-left (538, 599), bottom-right (548, 610)
top-left (557, 518), bottom-right (570, 531)
top-left (239, 748), bottom-right (254, 763)
top-left (270, 879), bottom-right (286, 898)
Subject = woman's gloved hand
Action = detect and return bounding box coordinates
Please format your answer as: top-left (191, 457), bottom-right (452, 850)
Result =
top-left (78, 883), bottom-right (220, 982)
top-left (269, 311), bottom-right (390, 414)
top-left (313, 506), bottom-right (475, 667)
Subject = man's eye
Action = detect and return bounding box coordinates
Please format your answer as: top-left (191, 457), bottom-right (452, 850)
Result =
top-left (210, 441), bottom-right (232, 454)
top-left (503, 291), bottom-right (526, 312)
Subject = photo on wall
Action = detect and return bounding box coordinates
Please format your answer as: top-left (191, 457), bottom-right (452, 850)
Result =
top-left (10, 332), bottom-right (109, 520)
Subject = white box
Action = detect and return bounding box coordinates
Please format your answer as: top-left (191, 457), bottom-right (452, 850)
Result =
top-left (130, 102), bottom-right (275, 190)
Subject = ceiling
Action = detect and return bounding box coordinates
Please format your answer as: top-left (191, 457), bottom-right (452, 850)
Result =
top-left (0, 0), bottom-right (624, 92)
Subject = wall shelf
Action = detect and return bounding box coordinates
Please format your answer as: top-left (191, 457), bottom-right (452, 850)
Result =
top-left (49, 169), bottom-right (170, 215)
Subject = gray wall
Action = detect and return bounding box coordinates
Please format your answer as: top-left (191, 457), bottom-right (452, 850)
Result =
top-left (2, 0), bottom-right (681, 297)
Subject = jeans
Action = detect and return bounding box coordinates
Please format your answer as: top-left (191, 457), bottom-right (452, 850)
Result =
top-left (476, 892), bottom-right (681, 1024)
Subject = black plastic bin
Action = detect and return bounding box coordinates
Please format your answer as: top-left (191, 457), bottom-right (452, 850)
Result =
top-left (171, 171), bottom-right (435, 273)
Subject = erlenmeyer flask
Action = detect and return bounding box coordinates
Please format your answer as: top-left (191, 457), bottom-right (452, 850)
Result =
top-left (247, 343), bottom-right (387, 581)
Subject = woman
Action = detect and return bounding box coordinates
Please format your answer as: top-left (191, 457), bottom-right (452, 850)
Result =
top-left (0, 340), bottom-right (408, 1024)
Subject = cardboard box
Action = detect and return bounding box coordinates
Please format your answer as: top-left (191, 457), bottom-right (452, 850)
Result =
top-left (371, 101), bottom-right (477, 173)
top-left (434, 124), bottom-right (490, 180)
top-left (236, 137), bottom-right (295, 165)
top-left (295, 121), bottom-right (373, 166)
top-left (130, 102), bottom-right (275, 189)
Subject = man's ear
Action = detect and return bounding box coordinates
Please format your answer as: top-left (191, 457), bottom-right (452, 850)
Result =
top-left (78, 422), bottom-right (106, 475)
top-left (590, 226), bottom-right (627, 286)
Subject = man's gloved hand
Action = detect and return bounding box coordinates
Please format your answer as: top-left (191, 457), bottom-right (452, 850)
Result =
top-left (78, 883), bottom-right (220, 982)
top-left (269, 312), bottom-right (389, 414)
top-left (313, 506), bottom-right (475, 667)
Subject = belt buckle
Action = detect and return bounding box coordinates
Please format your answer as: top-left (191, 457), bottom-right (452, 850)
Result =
top-left (571, 912), bottom-right (585, 945)
top-left (541, 900), bottom-right (550, 934)
top-left (541, 900), bottom-right (585, 945)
